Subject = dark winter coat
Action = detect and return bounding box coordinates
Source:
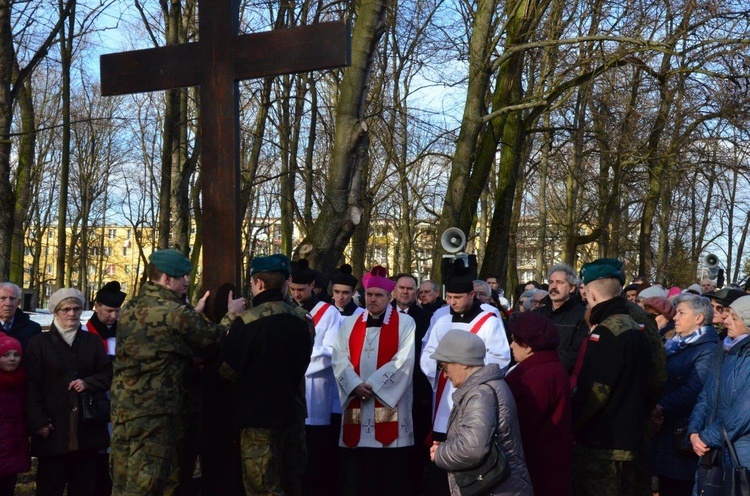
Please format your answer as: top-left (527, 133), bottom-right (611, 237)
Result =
top-left (650, 328), bottom-right (718, 480)
top-left (506, 349), bottom-right (572, 496)
top-left (434, 364), bottom-right (533, 496)
top-left (25, 326), bottom-right (112, 456)
top-left (0, 369), bottom-right (30, 477)
top-left (535, 298), bottom-right (589, 374)
top-left (689, 335), bottom-right (750, 469)
top-left (5, 308), bottom-right (42, 354)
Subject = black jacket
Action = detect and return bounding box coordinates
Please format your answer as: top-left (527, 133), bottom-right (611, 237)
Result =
top-left (572, 297), bottom-right (651, 453)
top-left (25, 327), bottom-right (112, 456)
top-left (535, 297), bottom-right (588, 374)
top-left (5, 308), bottom-right (42, 353)
top-left (219, 289), bottom-right (313, 429)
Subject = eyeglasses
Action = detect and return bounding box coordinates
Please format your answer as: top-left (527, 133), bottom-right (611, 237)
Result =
top-left (437, 361), bottom-right (450, 371)
top-left (531, 299), bottom-right (545, 306)
top-left (58, 306), bottom-right (82, 314)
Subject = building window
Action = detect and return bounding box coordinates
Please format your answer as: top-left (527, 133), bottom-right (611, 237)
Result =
top-left (121, 282), bottom-right (127, 293)
top-left (126, 229), bottom-right (131, 239)
top-left (124, 265), bottom-right (130, 274)
top-left (107, 265), bottom-right (116, 276)
top-left (122, 246), bottom-right (129, 256)
top-left (45, 285), bottom-right (51, 296)
top-left (47, 265), bottom-right (53, 274)
top-left (104, 247), bottom-right (112, 256)
top-left (24, 246), bottom-right (32, 256)
top-left (108, 229), bottom-right (117, 239)
top-left (48, 230), bottom-right (54, 239)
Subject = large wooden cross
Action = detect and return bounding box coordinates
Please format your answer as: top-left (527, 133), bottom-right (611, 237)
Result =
top-left (100, 1), bottom-right (350, 299)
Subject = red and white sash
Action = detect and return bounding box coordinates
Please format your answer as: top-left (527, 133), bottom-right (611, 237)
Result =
top-left (342, 307), bottom-right (400, 447)
top-left (85, 320), bottom-right (109, 354)
top-left (311, 302), bottom-right (333, 326)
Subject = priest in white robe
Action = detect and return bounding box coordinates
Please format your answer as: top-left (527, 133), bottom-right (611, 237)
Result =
top-left (332, 265), bottom-right (415, 496)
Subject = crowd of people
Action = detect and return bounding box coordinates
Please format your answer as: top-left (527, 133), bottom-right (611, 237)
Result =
top-left (1, 251), bottom-right (750, 496)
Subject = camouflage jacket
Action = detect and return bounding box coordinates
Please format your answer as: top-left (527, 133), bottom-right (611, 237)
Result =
top-left (111, 282), bottom-right (233, 422)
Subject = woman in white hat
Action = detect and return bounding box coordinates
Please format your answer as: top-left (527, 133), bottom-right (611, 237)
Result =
top-left (689, 295), bottom-right (750, 494)
top-left (429, 329), bottom-right (532, 495)
top-left (25, 288), bottom-right (112, 496)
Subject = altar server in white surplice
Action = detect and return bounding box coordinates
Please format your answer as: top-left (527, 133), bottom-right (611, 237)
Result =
top-left (420, 264), bottom-right (511, 436)
top-left (332, 265), bottom-right (415, 496)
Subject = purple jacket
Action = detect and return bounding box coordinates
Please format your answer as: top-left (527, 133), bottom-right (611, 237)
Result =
top-left (0, 373), bottom-right (30, 476)
top-left (506, 349), bottom-right (572, 496)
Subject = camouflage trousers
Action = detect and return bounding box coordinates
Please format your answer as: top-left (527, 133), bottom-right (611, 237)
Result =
top-left (110, 415), bottom-right (183, 496)
top-left (570, 445), bottom-right (645, 496)
top-left (241, 420), bottom-right (307, 496)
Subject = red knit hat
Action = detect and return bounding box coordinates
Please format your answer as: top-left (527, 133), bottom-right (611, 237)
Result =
top-left (0, 332), bottom-right (21, 357)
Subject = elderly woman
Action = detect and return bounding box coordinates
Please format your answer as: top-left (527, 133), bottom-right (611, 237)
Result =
top-left (649, 294), bottom-right (718, 495)
top-left (689, 295), bottom-right (750, 493)
top-left (429, 330), bottom-right (532, 495)
top-left (25, 288), bottom-right (112, 496)
top-left (505, 312), bottom-right (572, 496)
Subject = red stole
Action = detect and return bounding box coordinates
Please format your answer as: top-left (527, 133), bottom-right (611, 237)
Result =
top-left (432, 312), bottom-right (495, 427)
top-left (311, 302), bottom-right (332, 326)
top-left (85, 320), bottom-right (109, 354)
top-left (342, 308), bottom-right (400, 447)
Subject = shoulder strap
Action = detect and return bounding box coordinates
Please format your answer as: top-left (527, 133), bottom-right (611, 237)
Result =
top-left (723, 425), bottom-right (742, 468)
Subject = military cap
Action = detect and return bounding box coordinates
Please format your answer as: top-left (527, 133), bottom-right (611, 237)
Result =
top-left (250, 254), bottom-right (291, 277)
top-left (95, 281), bottom-right (126, 308)
top-left (149, 249), bottom-right (192, 277)
top-left (580, 259), bottom-right (625, 285)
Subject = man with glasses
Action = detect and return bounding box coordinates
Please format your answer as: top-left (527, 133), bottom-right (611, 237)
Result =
top-left (703, 286), bottom-right (746, 339)
top-left (530, 289), bottom-right (549, 309)
top-left (0, 281), bottom-right (41, 353)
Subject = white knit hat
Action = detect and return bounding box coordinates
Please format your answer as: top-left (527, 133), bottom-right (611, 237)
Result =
top-left (49, 288), bottom-right (85, 313)
top-left (730, 295), bottom-right (750, 329)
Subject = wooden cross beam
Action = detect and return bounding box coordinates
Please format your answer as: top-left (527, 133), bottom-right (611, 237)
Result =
top-left (100, 1), bottom-right (350, 299)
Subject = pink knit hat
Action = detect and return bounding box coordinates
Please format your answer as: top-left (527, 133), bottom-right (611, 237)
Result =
top-left (361, 266), bottom-right (396, 293)
top-left (667, 286), bottom-right (682, 298)
top-left (0, 332), bottom-right (22, 357)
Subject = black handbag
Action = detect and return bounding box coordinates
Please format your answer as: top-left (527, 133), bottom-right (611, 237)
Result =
top-left (80, 390), bottom-right (111, 423)
top-left (698, 426), bottom-right (750, 496)
top-left (452, 385), bottom-right (511, 496)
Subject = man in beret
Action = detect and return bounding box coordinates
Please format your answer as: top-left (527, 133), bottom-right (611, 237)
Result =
top-left (218, 254), bottom-right (313, 496)
top-left (570, 259), bottom-right (652, 496)
top-left (110, 248), bottom-right (246, 496)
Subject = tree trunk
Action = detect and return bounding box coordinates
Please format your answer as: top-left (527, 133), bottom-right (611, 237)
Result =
top-left (295, 0), bottom-right (389, 276)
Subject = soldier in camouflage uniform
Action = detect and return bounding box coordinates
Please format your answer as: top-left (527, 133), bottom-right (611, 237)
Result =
top-left (110, 248), bottom-right (246, 496)
top-left (571, 260), bottom-right (652, 496)
top-left (217, 254), bottom-right (313, 496)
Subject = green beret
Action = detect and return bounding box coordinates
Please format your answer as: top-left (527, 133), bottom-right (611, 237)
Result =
top-left (149, 249), bottom-right (192, 277)
top-left (581, 259), bottom-right (625, 285)
top-left (251, 254), bottom-right (291, 277)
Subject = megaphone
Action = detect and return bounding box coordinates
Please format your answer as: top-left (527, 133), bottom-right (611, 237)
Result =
top-left (441, 228), bottom-right (466, 254)
top-left (705, 253), bottom-right (719, 269)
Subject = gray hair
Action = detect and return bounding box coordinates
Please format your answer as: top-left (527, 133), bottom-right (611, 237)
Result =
top-left (547, 264), bottom-right (577, 286)
top-left (473, 280), bottom-right (491, 294)
top-left (0, 282), bottom-right (21, 298)
top-left (673, 294), bottom-right (714, 326)
top-left (421, 280), bottom-right (439, 292)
